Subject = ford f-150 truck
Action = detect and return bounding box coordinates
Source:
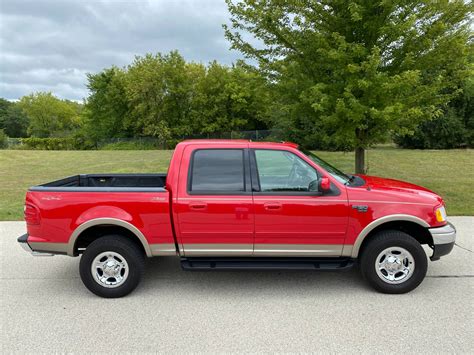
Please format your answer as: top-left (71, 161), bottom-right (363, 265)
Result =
top-left (18, 140), bottom-right (456, 297)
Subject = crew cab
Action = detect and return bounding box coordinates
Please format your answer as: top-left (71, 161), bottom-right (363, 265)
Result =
top-left (18, 140), bottom-right (456, 297)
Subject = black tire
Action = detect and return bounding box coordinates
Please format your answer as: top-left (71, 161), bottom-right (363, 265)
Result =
top-left (79, 235), bottom-right (145, 298)
top-left (360, 230), bottom-right (428, 294)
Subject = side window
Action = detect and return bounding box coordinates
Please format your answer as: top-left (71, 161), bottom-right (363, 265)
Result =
top-left (189, 149), bottom-right (245, 193)
top-left (254, 150), bottom-right (318, 192)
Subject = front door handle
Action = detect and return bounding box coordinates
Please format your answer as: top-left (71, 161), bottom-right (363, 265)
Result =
top-left (264, 202), bottom-right (282, 211)
top-left (189, 202), bottom-right (207, 210)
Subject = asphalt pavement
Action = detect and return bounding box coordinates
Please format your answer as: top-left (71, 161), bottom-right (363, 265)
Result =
top-left (1, 217), bottom-right (473, 353)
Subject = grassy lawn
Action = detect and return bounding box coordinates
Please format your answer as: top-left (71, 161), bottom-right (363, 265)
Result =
top-left (0, 148), bottom-right (472, 220)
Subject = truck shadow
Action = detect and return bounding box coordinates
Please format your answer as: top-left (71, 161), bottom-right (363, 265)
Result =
top-left (139, 256), bottom-right (370, 295)
top-left (21, 254), bottom-right (370, 299)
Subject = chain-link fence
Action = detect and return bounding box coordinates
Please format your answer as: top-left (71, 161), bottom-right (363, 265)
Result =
top-left (3, 130), bottom-right (286, 150)
top-left (181, 129), bottom-right (283, 141)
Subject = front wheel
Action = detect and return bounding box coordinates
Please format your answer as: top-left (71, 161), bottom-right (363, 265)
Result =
top-left (360, 230), bottom-right (428, 294)
top-left (79, 235), bottom-right (145, 298)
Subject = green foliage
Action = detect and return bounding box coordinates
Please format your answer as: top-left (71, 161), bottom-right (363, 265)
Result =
top-left (100, 140), bottom-right (160, 150)
top-left (18, 92), bottom-right (82, 138)
top-left (126, 51), bottom-right (202, 138)
top-left (0, 98), bottom-right (10, 115)
top-left (458, 71), bottom-right (474, 147)
top-left (82, 67), bottom-right (131, 143)
top-left (190, 60), bottom-right (271, 134)
top-left (394, 110), bottom-right (467, 149)
top-left (2, 2), bottom-right (472, 155)
top-left (395, 71), bottom-right (474, 148)
top-left (0, 129), bottom-right (8, 149)
top-left (225, 0), bottom-right (472, 167)
top-left (81, 51), bottom-right (270, 142)
top-left (19, 137), bottom-right (87, 150)
top-left (0, 99), bottom-right (29, 137)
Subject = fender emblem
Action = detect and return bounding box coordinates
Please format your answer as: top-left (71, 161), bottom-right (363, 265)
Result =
top-left (151, 196), bottom-right (166, 202)
top-left (352, 205), bottom-right (368, 212)
top-left (41, 196), bottom-right (61, 201)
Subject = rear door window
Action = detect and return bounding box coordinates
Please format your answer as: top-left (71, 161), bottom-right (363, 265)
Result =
top-left (189, 149), bottom-right (245, 193)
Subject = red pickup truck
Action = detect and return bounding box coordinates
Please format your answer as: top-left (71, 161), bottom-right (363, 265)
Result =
top-left (18, 140), bottom-right (456, 297)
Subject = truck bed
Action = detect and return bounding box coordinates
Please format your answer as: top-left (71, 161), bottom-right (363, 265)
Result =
top-left (24, 172), bottom-right (173, 252)
top-left (30, 174), bottom-right (167, 192)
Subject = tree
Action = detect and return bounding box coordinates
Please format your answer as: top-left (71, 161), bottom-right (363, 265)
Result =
top-left (0, 99), bottom-right (29, 137)
top-left (0, 98), bottom-right (11, 117)
top-left (0, 106), bottom-right (29, 138)
top-left (190, 61), bottom-right (270, 134)
top-left (225, 61), bottom-right (272, 131)
top-left (225, 0), bottom-right (472, 173)
top-left (82, 67), bottom-right (131, 143)
top-left (125, 51), bottom-right (204, 139)
top-left (79, 51), bottom-right (271, 144)
top-left (18, 92), bottom-right (81, 137)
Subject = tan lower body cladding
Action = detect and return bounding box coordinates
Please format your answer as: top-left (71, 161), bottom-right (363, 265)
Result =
top-left (29, 241), bottom-right (353, 258)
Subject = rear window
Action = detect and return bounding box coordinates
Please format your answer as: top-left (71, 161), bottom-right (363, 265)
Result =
top-left (189, 149), bottom-right (245, 192)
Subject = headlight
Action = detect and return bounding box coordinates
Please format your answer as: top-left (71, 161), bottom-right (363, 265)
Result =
top-left (435, 206), bottom-right (447, 222)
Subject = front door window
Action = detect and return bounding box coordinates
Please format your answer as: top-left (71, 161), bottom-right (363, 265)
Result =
top-left (254, 149), bottom-right (318, 192)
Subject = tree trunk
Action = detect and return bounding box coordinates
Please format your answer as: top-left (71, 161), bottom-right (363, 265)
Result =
top-left (355, 146), bottom-right (365, 174)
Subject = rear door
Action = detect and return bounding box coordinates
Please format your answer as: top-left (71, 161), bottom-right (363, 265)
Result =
top-left (175, 144), bottom-right (254, 256)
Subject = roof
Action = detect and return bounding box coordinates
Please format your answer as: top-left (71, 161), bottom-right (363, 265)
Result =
top-left (181, 139), bottom-right (249, 144)
top-left (179, 139), bottom-right (299, 148)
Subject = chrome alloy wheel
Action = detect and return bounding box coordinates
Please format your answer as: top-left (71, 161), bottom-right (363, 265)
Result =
top-left (375, 247), bottom-right (415, 284)
top-left (91, 251), bottom-right (129, 288)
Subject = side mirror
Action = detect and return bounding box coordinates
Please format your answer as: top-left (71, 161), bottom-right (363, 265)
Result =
top-left (319, 177), bottom-right (331, 193)
top-left (308, 177), bottom-right (331, 194)
top-left (308, 179), bottom-right (319, 192)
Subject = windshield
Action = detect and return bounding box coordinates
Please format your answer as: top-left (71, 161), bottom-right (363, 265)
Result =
top-left (300, 149), bottom-right (351, 184)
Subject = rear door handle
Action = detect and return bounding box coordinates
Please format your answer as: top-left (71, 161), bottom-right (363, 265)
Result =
top-left (264, 202), bottom-right (282, 211)
top-left (189, 202), bottom-right (207, 210)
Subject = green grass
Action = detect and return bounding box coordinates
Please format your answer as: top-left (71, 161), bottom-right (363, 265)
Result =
top-left (0, 148), bottom-right (472, 220)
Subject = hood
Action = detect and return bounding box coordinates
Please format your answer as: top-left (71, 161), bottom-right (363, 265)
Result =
top-left (356, 174), bottom-right (443, 205)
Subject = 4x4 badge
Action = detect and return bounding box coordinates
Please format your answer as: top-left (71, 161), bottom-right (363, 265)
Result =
top-left (352, 205), bottom-right (368, 212)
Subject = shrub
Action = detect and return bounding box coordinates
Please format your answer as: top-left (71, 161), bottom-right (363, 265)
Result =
top-left (100, 141), bottom-right (158, 150)
top-left (19, 137), bottom-right (86, 150)
top-left (394, 110), bottom-right (469, 149)
top-left (99, 137), bottom-right (180, 150)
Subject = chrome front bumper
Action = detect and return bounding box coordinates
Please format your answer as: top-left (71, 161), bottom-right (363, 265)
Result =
top-left (428, 222), bottom-right (456, 261)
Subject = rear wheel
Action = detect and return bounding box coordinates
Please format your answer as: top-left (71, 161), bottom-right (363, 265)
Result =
top-left (79, 235), bottom-right (145, 298)
top-left (360, 230), bottom-right (427, 294)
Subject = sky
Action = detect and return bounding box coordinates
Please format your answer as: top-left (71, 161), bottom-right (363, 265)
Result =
top-left (0, 0), bottom-right (244, 101)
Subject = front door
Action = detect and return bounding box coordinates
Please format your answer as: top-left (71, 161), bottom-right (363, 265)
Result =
top-left (175, 146), bottom-right (254, 256)
top-left (251, 149), bottom-right (349, 257)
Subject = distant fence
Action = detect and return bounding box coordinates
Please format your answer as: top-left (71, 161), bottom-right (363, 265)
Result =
top-left (3, 130), bottom-right (285, 150)
top-left (181, 129), bottom-right (283, 141)
top-left (6, 138), bottom-right (21, 148)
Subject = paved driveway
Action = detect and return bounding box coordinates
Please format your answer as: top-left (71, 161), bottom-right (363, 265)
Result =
top-left (1, 217), bottom-right (473, 353)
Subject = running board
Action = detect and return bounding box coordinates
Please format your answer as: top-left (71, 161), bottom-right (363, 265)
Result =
top-left (180, 257), bottom-right (354, 271)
